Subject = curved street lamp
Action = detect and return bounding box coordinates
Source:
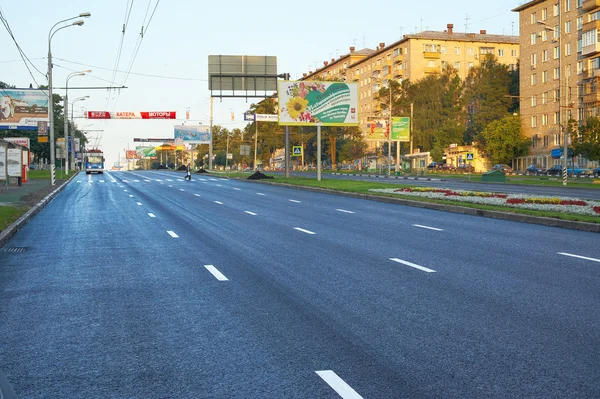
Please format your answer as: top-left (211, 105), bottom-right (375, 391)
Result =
top-left (47, 12), bottom-right (91, 185)
top-left (64, 71), bottom-right (90, 174)
top-left (70, 95), bottom-right (89, 171)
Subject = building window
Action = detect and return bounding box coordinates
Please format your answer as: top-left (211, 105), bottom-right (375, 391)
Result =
top-left (512, 49), bottom-right (518, 57)
top-left (542, 92), bottom-right (548, 104)
top-left (468, 47), bottom-right (474, 55)
top-left (532, 115), bottom-right (538, 128)
top-left (582, 30), bottom-right (597, 47)
top-left (565, 0), bottom-right (571, 12)
top-left (531, 12), bottom-right (537, 24)
top-left (481, 47), bottom-right (495, 55)
top-left (532, 95), bottom-right (537, 107)
top-left (577, 0), bottom-right (583, 8)
top-left (577, 61), bottom-right (583, 74)
top-left (498, 49), bottom-right (504, 57)
top-left (542, 30), bottom-right (548, 42)
top-left (543, 50), bottom-right (549, 62)
top-left (566, 42), bottom-right (572, 56)
top-left (543, 135), bottom-right (549, 147)
top-left (565, 21), bottom-right (572, 34)
top-left (531, 33), bottom-right (537, 45)
top-left (554, 112), bottom-right (560, 124)
top-left (577, 17), bottom-right (583, 30)
top-left (441, 60), bottom-right (448, 69)
top-left (454, 61), bottom-right (461, 69)
top-left (377, 58), bottom-right (382, 66)
top-left (440, 46), bottom-right (447, 54)
top-left (578, 39), bottom-right (582, 53)
top-left (423, 44), bottom-right (440, 52)
top-left (554, 25), bottom-right (559, 39)
top-left (393, 48), bottom-right (401, 57)
top-left (543, 70), bottom-right (549, 83)
top-left (531, 73), bottom-right (537, 85)
top-left (468, 62), bottom-right (474, 69)
top-left (554, 89), bottom-right (560, 101)
top-left (428, 60), bottom-right (435, 67)
top-left (554, 133), bottom-right (561, 146)
top-left (542, 114), bottom-right (549, 126)
top-left (454, 47), bottom-right (461, 55)
top-left (553, 3), bottom-right (559, 16)
top-left (554, 67), bottom-right (560, 79)
top-left (554, 46), bottom-right (560, 59)
top-left (510, 64), bottom-right (517, 71)
top-left (542, 8), bottom-right (547, 20)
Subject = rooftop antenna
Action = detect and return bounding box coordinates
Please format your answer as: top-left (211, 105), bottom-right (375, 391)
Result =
top-left (465, 13), bottom-right (471, 33)
top-left (420, 15), bottom-right (423, 32)
top-left (399, 26), bottom-right (404, 36)
top-left (512, 21), bottom-right (515, 36)
top-left (335, 48), bottom-right (340, 57)
top-left (363, 35), bottom-right (366, 48)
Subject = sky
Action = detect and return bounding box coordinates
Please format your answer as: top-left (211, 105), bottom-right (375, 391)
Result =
top-left (0, 0), bottom-right (524, 168)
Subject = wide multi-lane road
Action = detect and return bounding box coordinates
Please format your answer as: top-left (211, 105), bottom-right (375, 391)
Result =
top-left (1, 171), bottom-right (599, 398)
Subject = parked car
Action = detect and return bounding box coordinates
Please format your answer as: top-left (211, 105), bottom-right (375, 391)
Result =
top-left (491, 164), bottom-right (514, 174)
top-left (525, 164), bottom-right (547, 176)
top-left (457, 164), bottom-right (474, 173)
top-left (592, 166), bottom-right (600, 178)
top-left (439, 164), bottom-right (456, 171)
top-left (427, 162), bottom-right (439, 170)
top-left (546, 164), bottom-right (592, 177)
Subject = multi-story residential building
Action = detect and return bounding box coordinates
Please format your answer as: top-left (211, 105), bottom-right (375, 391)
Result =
top-left (513, 0), bottom-right (581, 171)
top-left (302, 24), bottom-right (519, 148)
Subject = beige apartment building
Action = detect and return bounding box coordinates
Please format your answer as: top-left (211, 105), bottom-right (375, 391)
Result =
top-left (513, 0), bottom-right (600, 171)
top-left (302, 24), bottom-right (519, 148)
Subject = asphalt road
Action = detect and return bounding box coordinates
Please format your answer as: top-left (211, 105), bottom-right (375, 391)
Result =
top-left (274, 171), bottom-right (600, 200)
top-left (0, 170), bottom-right (599, 398)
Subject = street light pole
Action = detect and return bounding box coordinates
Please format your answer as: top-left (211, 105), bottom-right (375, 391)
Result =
top-left (387, 78), bottom-right (393, 177)
top-left (64, 71), bottom-right (90, 175)
top-left (47, 12), bottom-right (90, 185)
top-left (71, 96), bottom-right (89, 171)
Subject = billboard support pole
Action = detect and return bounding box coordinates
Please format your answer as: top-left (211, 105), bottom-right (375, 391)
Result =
top-left (254, 121), bottom-right (258, 170)
top-left (283, 73), bottom-right (291, 178)
top-left (317, 124), bottom-right (322, 182)
top-left (209, 97), bottom-right (214, 170)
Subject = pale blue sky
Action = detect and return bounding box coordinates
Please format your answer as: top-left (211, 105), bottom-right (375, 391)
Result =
top-left (0, 0), bottom-right (522, 167)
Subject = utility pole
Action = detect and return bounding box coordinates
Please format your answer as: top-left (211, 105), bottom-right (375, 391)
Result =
top-left (254, 120), bottom-right (259, 170)
top-left (283, 72), bottom-right (291, 178)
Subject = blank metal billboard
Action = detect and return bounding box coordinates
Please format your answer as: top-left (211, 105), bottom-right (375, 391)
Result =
top-left (208, 55), bottom-right (278, 95)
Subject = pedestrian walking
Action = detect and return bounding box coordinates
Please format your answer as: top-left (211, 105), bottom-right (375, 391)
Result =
top-left (185, 162), bottom-right (192, 180)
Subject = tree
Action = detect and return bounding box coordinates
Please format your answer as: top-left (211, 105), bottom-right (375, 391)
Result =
top-left (338, 136), bottom-right (368, 164)
top-left (477, 115), bottom-right (529, 165)
top-left (463, 55), bottom-right (513, 143)
top-left (243, 98), bottom-right (282, 168)
top-left (571, 117), bottom-right (600, 162)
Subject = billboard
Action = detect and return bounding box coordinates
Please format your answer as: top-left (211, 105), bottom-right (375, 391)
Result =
top-left (366, 120), bottom-right (388, 141)
top-left (126, 150), bottom-right (140, 159)
top-left (135, 146), bottom-right (157, 158)
top-left (87, 111), bottom-right (176, 119)
top-left (174, 125), bottom-right (211, 144)
top-left (208, 55), bottom-right (278, 93)
top-left (391, 117), bottom-right (410, 142)
top-left (7, 148), bottom-right (21, 177)
top-left (0, 89), bottom-right (49, 130)
top-left (278, 81), bottom-right (358, 126)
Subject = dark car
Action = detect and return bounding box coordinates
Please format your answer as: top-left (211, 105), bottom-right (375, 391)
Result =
top-left (439, 164), bottom-right (456, 171)
top-left (457, 164), bottom-right (475, 172)
top-left (525, 164), bottom-right (547, 176)
top-left (427, 162), bottom-right (439, 170)
top-left (492, 164), bottom-right (514, 174)
top-left (546, 164), bottom-right (563, 176)
top-left (593, 166), bottom-right (600, 178)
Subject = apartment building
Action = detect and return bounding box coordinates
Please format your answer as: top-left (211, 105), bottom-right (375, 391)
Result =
top-left (302, 24), bottom-right (519, 146)
top-left (513, 0), bottom-right (581, 170)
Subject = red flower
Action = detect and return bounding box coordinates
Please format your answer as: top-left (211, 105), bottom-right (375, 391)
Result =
top-left (560, 200), bottom-right (588, 206)
top-left (507, 198), bottom-right (526, 204)
top-left (594, 206), bottom-right (600, 214)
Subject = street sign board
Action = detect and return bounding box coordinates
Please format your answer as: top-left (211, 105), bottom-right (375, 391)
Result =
top-left (226, 153), bottom-right (233, 160)
top-left (244, 113), bottom-right (255, 121)
top-left (466, 153), bottom-right (474, 161)
top-left (292, 146), bottom-right (302, 156)
top-left (256, 114), bottom-right (278, 122)
top-left (240, 144), bottom-right (251, 156)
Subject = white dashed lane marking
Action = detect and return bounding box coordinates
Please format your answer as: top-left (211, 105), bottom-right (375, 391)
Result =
top-left (289, 199), bottom-right (301, 203)
top-left (558, 252), bottom-right (600, 263)
top-left (294, 227), bottom-right (316, 235)
top-left (336, 209), bottom-right (355, 214)
top-left (214, 201), bottom-right (223, 205)
top-left (136, 202), bottom-right (142, 206)
top-left (204, 265), bottom-right (228, 281)
top-left (148, 213), bottom-right (156, 218)
top-left (413, 224), bottom-right (443, 231)
top-left (257, 193), bottom-right (265, 196)
top-left (390, 258), bottom-right (436, 273)
top-left (167, 231), bottom-right (179, 238)
top-left (316, 370), bottom-right (363, 399)
top-left (244, 211), bottom-right (257, 216)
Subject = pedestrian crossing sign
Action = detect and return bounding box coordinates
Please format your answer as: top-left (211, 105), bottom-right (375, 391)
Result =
top-left (292, 146), bottom-right (302, 157)
top-left (466, 153), bottom-right (474, 161)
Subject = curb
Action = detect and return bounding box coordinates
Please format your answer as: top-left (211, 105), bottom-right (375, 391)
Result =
top-left (0, 172), bottom-right (80, 249)
top-left (331, 172), bottom-right (444, 181)
top-left (247, 180), bottom-right (600, 233)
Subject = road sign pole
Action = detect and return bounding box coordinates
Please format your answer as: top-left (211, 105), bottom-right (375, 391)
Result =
top-left (317, 124), bottom-right (322, 181)
top-left (254, 120), bottom-right (258, 170)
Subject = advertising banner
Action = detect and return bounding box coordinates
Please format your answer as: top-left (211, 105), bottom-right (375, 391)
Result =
top-left (256, 114), bottom-right (278, 122)
top-left (133, 138), bottom-right (174, 142)
top-left (391, 117), bottom-right (410, 142)
top-left (87, 111), bottom-right (176, 119)
top-left (174, 125), bottom-right (211, 144)
top-left (278, 81), bottom-right (358, 126)
top-left (0, 146), bottom-right (5, 180)
top-left (3, 137), bottom-right (30, 148)
top-left (7, 148), bottom-right (21, 177)
top-left (126, 150), bottom-right (140, 160)
top-left (0, 89), bottom-right (49, 130)
top-left (135, 146), bottom-right (157, 158)
top-left (366, 120), bottom-right (389, 141)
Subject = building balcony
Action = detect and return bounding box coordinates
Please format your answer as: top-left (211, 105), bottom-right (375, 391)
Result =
top-left (582, 19), bottom-right (600, 32)
top-left (394, 55), bottom-right (402, 63)
top-left (582, 42), bottom-right (600, 56)
top-left (582, 0), bottom-right (600, 11)
top-left (423, 51), bottom-right (441, 59)
top-left (582, 68), bottom-right (600, 79)
top-left (424, 66), bottom-right (440, 74)
top-left (582, 91), bottom-right (600, 103)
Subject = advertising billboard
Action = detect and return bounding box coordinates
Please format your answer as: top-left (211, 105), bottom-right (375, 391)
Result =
top-left (0, 89), bottom-right (49, 130)
top-left (3, 137), bottom-right (30, 148)
top-left (366, 120), bottom-right (389, 141)
top-left (391, 117), bottom-right (410, 142)
top-left (278, 81), bottom-right (358, 126)
top-left (126, 150), bottom-right (140, 159)
top-left (135, 146), bottom-right (157, 158)
top-left (174, 125), bottom-right (211, 144)
top-left (87, 111), bottom-right (176, 119)
top-left (0, 146), bottom-right (5, 180)
top-left (7, 148), bottom-right (21, 177)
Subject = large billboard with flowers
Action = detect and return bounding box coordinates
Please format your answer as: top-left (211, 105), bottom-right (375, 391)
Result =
top-left (278, 81), bottom-right (358, 126)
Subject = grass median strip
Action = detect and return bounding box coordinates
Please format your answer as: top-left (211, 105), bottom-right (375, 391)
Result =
top-left (0, 206), bottom-right (29, 232)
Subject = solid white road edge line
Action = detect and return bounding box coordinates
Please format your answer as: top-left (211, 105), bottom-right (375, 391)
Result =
top-left (390, 258), bottom-right (436, 273)
top-left (294, 227), bottom-right (316, 235)
top-left (167, 231), bottom-right (179, 238)
top-left (315, 370), bottom-right (363, 399)
top-left (557, 252), bottom-right (600, 263)
top-left (413, 224), bottom-right (443, 231)
top-left (336, 209), bottom-right (355, 214)
top-left (204, 265), bottom-right (228, 281)
top-left (244, 211), bottom-right (257, 215)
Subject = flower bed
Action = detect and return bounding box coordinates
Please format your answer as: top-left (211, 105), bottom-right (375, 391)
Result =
top-left (369, 187), bottom-right (600, 217)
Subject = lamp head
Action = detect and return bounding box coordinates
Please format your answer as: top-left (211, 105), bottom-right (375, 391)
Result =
top-left (72, 20), bottom-right (84, 26)
top-left (79, 12), bottom-right (91, 18)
